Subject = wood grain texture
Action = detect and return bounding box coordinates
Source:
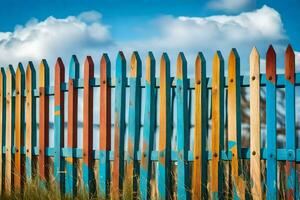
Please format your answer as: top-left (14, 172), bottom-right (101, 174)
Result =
top-left (66, 55), bottom-right (79, 195)
top-left (82, 56), bottom-right (94, 194)
top-left (210, 51), bottom-right (224, 200)
top-left (285, 44), bottom-right (296, 199)
top-left (5, 65), bottom-right (15, 195)
top-left (227, 49), bottom-right (245, 200)
top-left (14, 63), bottom-right (25, 191)
top-left (127, 51), bottom-right (142, 199)
top-left (192, 52), bottom-right (208, 199)
top-left (99, 53), bottom-right (111, 198)
top-left (158, 53), bottom-right (171, 200)
top-left (176, 52), bottom-right (189, 199)
top-left (249, 47), bottom-right (262, 200)
top-left (54, 58), bottom-right (65, 193)
top-left (112, 52), bottom-right (126, 199)
top-left (25, 62), bottom-right (37, 181)
top-left (266, 45), bottom-right (277, 200)
top-left (140, 52), bottom-right (155, 200)
top-left (0, 68), bottom-right (5, 194)
top-left (39, 59), bottom-right (50, 185)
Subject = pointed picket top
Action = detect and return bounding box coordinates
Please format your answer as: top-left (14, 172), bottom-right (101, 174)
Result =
top-left (177, 52), bottom-right (187, 79)
top-left (213, 51), bottom-right (224, 65)
top-left (0, 67), bottom-right (5, 77)
top-left (84, 56), bottom-right (94, 77)
top-left (100, 53), bottom-right (111, 81)
top-left (6, 65), bottom-right (15, 79)
top-left (250, 46), bottom-right (259, 60)
top-left (69, 55), bottom-right (79, 80)
top-left (101, 53), bottom-right (110, 71)
top-left (266, 45), bottom-right (276, 83)
top-left (16, 63), bottom-right (25, 77)
top-left (130, 51), bottom-right (141, 78)
top-left (161, 52), bottom-right (170, 69)
top-left (146, 51), bottom-right (155, 83)
top-left (16, 63), bottom-right (25, 96)
top-left (55, 57), bottom-right (65, 74)
top-left (195, 52), bottom-right (206, 83)
top-left (285, 44), bottom-right (295, 83)
top-left (26, 62), bottom-right (36, 89)
top-left (250, 47), bottom-right (260, 76)
top-left (39, 59), bottom-right (49, 88)
top-left (228, 48), bottom-right (240, 71)
top-left (116, 51), bottom-right (126, 78)
top-left (212, 51), bottom-right (224, 75)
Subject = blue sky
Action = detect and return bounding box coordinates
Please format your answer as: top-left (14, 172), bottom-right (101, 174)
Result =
top-left (0, 0), bottom-right (299, 76)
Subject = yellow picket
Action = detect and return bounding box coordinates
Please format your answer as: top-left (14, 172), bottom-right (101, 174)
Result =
top-left (249, 47), bottom-right (262, 199)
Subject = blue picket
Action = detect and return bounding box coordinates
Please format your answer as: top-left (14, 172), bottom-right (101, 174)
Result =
top-left (112, 52), bottom-right (126, 198)
top-left (176, 52), bottom-right (189, 199)
top-left (65, 55), bottom-right (79, 195)
top-left (140, 52), bottom-right (155, 200)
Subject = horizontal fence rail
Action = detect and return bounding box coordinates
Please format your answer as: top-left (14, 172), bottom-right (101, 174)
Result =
top-left (0, 45), bottom-right (299, 199)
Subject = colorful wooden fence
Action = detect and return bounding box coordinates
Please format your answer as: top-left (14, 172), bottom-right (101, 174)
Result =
top-left (0, 45), bottom-right (298, 199)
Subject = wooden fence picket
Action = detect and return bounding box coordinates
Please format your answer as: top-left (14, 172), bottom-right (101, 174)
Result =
top-left (211, 51), bottom-right (224, 200)
top-left (266, 45), bottom-right (277, 200)
top-left (140, 52), bottom-right (155, 200)
top-left (66, 55), bottom-right (79, 195)
top-left (176, 52), bottom-right (189, 199)
top-left (15, 63), bottom-right (25, 191)
top-left (227, 49), bottom-right (245, 199)
top-left (0, 68), bottom-right (5, 194)
top-left (5, 65), bottom-right (15, 194)
top-left (82, 56), bottom-right (95, 194)
top-left (99, 53), bottom-right (111, 198)
top-left (54, 58), bottom-right (65, 192)
top-left (112, 51), bottom-right (126, 199)
top-left (25, 62), bottom-right (37, 182)
top-left (192, 52), bottom-right (208, 199)
top-left (39, 59), bottom-right (50, 186)
top-left (285, 44), bottom-right (296, 199)
top-left (158, 53), bottom-right (171, 200)
top-left (250, 47), bottom-right (262, 200)
top-left (127, 51), bottom-right (142, 198)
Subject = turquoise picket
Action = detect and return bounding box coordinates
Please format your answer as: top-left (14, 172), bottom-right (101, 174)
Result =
top-left (176, 52), bottom-right (189, 199)
top-left (112, 51), bottom-right (126, 198)
top-left (285, 44), bottom-right (296, 199)
top-left (140, 52), bottom-right (155, 200)
top-left (65, 55), bottom-right (79, 195)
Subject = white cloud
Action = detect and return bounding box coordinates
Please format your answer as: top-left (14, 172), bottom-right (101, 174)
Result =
top-left (207, 0), bottom-right (253, 12)
top-left (123, 5), bottom-right (288, 74)
top-left (0, 6), bottom-right (291, 76)
top-left (0, 11), bottom-right (114, 69)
